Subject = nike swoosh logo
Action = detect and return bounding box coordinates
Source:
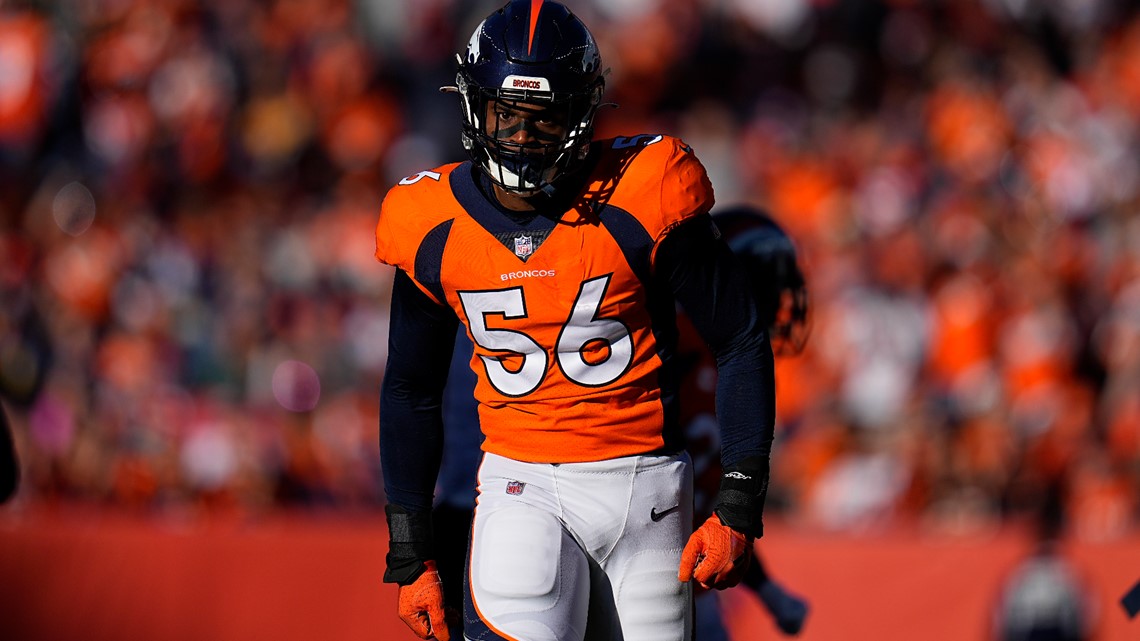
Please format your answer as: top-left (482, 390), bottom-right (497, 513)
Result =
top-left (650, 505), bottom-right (680, 522)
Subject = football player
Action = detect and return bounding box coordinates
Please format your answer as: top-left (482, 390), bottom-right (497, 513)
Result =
top-left (375, 2), bottom-right (775, 640)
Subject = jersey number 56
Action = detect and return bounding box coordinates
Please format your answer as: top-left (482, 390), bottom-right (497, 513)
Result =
top-left (458, 274), bottom-right (633, 397)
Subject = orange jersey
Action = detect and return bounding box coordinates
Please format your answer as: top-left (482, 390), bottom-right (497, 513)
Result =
top-left (375, 134), bottom-right (713, 463)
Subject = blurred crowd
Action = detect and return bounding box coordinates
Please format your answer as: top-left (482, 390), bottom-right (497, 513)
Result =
top-left (1, 0), bottom-right (1138, 539)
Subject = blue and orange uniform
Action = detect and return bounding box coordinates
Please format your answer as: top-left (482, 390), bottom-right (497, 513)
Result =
top-left (376, 133), bottom-right (775, 481)
top-left (376, 133), bottom-right (775, 641)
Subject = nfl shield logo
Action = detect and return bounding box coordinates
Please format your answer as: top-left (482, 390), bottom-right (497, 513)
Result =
top-left (506, 480), bottom-right (525, 496)
top-left (513, 235), bottom-right (533, 259)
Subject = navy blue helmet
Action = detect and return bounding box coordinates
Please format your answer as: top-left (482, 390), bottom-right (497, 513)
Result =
top-left (714, 206), bottom-right (811, 356)
top-left (451, 0), bottom-right (605, 195)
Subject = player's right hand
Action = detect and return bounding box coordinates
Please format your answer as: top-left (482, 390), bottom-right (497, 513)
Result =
top-left (397, 560), bottom-right (450, 641)
top-left (678, 515), bottom-right (752, 590)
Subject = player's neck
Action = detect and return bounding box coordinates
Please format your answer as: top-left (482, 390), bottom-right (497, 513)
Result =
top-left (492, 184), bottom-right (542, 212)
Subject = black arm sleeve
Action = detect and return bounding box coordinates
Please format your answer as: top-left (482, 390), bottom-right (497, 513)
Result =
top-left (657, 215), bottom-right (775, 537)
top-left (379, 269), bottom-right (459, 513)
top-left (657, 214), bottom-right (776, 467)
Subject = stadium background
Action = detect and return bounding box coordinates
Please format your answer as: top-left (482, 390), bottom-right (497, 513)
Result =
top-left (1, 0), bottom-right (1139, 639)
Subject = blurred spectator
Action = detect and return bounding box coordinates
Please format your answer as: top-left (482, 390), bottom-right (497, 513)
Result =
top-left (991, 484), bottom-right (1099, 641)
top-left (0, 0), bottom-right (1134, 538)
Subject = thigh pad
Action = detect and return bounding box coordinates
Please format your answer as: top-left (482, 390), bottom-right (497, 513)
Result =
top-left (473, 506), bottom-right (563, 600)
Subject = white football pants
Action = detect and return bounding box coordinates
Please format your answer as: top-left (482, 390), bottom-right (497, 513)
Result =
top-left (463, 451), bottom-right (694, 641)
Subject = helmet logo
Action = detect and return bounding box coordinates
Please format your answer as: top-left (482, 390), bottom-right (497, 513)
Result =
top-left (582, 41), bottom-right (600, 73)
top-left (466, 19), bottom-right (486, 63)
top-left (502, 75), bottom-right (551, 91)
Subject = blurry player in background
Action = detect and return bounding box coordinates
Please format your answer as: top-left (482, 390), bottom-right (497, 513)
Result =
top-left (375, 2), bottom-right (777, 640)
top-left (681, 206), bottom-right (811, 640)
top-left (430, 330), bottom-right (484, 636)
top-left (432, 205), bottom-right (811, 640)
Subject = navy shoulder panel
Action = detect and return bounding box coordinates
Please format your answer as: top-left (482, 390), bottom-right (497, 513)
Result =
top-left (597, 204), bottom-right (653, 284)
top-left (414, 219), bottom-right (454, 303)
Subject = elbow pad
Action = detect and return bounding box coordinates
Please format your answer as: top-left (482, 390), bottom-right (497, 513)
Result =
top-left (712, 455), bottom-right (769, 539)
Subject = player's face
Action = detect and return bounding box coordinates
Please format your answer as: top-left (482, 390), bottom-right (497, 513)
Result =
top-left (485, 100), bottom-right (569, 149)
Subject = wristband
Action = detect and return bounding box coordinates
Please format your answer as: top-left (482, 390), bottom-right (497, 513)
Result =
top-left (384, 504), bottom-right (434, 585)
top-left (712, 455), bottom-right (769, 538)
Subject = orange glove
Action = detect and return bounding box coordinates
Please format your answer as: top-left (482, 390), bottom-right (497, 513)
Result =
top-left (397, 560), bottom-right (450, 641)
top-left (678, 515), bottom-right (752, 590)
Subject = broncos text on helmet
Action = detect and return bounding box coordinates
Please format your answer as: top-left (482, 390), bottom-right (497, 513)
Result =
top-left (450, 0), bottom-right (605, 196)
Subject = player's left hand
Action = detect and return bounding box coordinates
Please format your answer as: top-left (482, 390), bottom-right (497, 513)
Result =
top-left (678, 515), bottom-right (752, 590)
top-left (397, 560), bottom-right (450, 641)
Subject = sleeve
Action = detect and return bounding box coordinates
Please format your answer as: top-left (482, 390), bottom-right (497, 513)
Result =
top-left (379, 269), bottom-right (460, 512)
top-left (374, 189), bottom-right (409, 270)
top-left (374, 164), bottom-right (461, 279)
top-left (657, 214), bottom-right (775, 537)
top-left (657, 215), bottom-right (776, 466)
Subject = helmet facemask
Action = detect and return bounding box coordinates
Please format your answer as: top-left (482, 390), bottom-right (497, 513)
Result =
top-left (457, 71), bottom-right (603, 196)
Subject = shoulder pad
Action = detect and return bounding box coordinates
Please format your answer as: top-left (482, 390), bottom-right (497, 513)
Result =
top-left (375, 163), bottom-right (464, 277)
top-left (591, 135), bottom-right (714, 242)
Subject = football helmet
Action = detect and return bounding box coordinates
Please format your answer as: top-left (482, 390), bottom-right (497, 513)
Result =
top-left (451, 0), bottom-right (605, 195)
top-left (714, 206), bottom-right (811, 356)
